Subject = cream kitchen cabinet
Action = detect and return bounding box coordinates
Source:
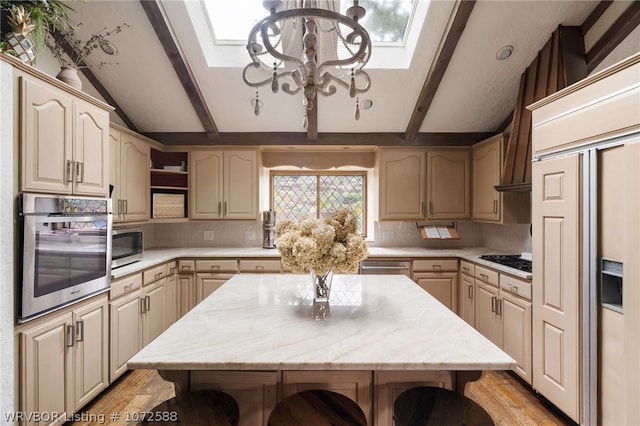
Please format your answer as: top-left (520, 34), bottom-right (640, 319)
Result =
top-left (379, 149), bottom-right (426, 220)
top-left (19, 294), bottom-right (109, 426)
top-left (473, 263), bottom-right (532, 384)
top-left (109, 126), bottom-right (150, 222)
top-left (458, 260), bottom-right (475, 326)
top-left (426, 149), bottom-right (471, 220)
top-left (471, 134), bottom-right (530, 224)
top-left (412, 259), bottom-right (458, 311)
top-left (109, 267), bottom-right (168, 382)
top-left (190, 150), bottom-right (258, 220)
top-left (20, 75), bottom-right (110, 197)
top-left (166, 261), bottom-right (178, 326)
top-left (195, 259), bottom-right (238, 304)
top-left (177, 260), bottom-right (197, 317)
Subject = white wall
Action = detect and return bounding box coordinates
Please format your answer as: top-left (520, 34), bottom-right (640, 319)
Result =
top-left (0, 58), bottom-right (15, 421)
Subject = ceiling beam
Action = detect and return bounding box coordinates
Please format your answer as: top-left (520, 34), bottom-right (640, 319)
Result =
top-left (140, 0), bottom-right (219, 140)
top-left (404, 0), bottom-right (477, 142)
top-left (143, 131), bottom-right (494, 146)
top-left (585, 1), bottom-right (640, 73)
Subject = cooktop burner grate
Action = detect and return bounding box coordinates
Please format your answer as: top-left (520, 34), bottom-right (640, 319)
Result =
top-left (480, 255), bottom-right (532, 273)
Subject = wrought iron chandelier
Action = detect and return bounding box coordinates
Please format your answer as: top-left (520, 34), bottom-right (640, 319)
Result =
top-left (243, 0), bottom-right (372, 127)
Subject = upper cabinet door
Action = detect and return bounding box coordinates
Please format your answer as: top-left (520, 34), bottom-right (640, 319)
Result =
top-left (120, 135), bottom-right (150, 222)
top-left (472, 135), bottom-right (503, 222)
top-left (426, 149), bottom-right (471, 220)
top-left (190, 150), bottom-right (223, 219)
top-left (21, 76), bottom-right (73, 194)
top-left (224, 151), bottom-right (258, 220)
top-left (379, 150), bottom-right (426, 220)
top-left (73, 99), bottom-right (109, 196)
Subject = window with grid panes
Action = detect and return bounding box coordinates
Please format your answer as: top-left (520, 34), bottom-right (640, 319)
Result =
top-left (271, 172), bottom-right (366, 235)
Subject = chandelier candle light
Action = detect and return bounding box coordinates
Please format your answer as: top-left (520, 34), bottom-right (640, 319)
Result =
top-left (243, 0), bottom-right (372, 127)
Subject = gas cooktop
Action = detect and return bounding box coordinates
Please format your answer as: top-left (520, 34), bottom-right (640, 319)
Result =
top-left (480, 255), bottom-right (532, 273)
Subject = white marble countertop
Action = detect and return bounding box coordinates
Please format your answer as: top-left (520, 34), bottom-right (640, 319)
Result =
top-left (128, 274), bottom-right (516, 372)
top-left (112, 246), bottom-right (532, 280)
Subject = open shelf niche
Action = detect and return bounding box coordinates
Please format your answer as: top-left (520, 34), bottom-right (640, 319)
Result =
top-left (150, 148), bottom-right (189, 221)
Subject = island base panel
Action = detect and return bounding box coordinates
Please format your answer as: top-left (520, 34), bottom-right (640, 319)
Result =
top-left (154, 369), bottom-right (486, 426)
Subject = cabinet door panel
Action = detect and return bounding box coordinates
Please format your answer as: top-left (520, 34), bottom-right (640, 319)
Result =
top-left (532, 155), bottom-right (580, 421)
top-left (379, 150), bottom-right (426, 220)
top-left (502, 292), bottom-right (532, 384)
top-left (20, 313), bottom-right (74, 425)
top-left (73, 100), bottom-right (109, 196)
top-left (475, 282), bottom-right (500, 346)
top-left (121, 135), bottom-right (150, 221)
top-left (178, 274), bottom-right (196, 317)
top-left (143, 282), bottom-right (167, 346)
top-left (458, 273), bottom-right (475, 326)
top-left (190, 150), bottom-right (223, 219)
top-left (413, 273), bottom-right (457, 311)
top-left (110, 293), bottom-right (142, 382)
top-left (74, 298), bottom-right (109, 409)
top-left (21, 77), bottom-right (73, 194)
top-left (196, 274), bottom-right (232, 304)
top-left (224, 151), bottom-right (258, 219)
top-left (426, 150), bottom-right (470, 219)
top-left (472, 136), bottom-right (502, 221)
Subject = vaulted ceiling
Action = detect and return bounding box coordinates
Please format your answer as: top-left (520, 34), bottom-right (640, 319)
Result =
top-left (54, 0), bottom-right (640, 146)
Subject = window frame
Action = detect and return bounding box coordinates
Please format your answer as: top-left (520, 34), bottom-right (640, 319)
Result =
top-left (269, 170), bottom-right (368, 237)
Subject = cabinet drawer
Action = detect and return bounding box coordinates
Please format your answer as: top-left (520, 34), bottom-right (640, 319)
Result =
top-left (166, 260), bottom-right (177, 275)
top-left (196, 259), bottom-right (239, 273)
top-left (239, 259), bottom-right (282, 273)
top-left (500, 274), bottom-right (532, 301)
top-left (178, 260), bottom-right (196, 273)
top-left (459, 260), bottom-right (475, 276)
top-left (475, 265), bottom-right (499, 287)
top-left (413, 258), bottom-right (458, 272)
top-left (143, 263), bottom-right (168, 285)
top-left (110, 273), bottom-right (142, 300)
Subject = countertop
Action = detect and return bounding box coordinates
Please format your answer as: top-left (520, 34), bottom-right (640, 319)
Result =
top-left (112, 246), bottom-right (533, 280)
top-left (128, 274), bottom-right (516, 371)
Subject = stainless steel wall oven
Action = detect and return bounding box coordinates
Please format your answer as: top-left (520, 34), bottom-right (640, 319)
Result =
top-left (18, 193), bottom-right (112, 322)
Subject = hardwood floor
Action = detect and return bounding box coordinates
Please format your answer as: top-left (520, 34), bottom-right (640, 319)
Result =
top-left (67, 370), bottom-right (574, 425)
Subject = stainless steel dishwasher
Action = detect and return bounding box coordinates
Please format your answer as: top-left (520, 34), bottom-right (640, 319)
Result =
top-left (358, 260), bottom-right (411, 277)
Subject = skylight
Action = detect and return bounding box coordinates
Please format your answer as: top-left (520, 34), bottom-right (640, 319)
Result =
top-left (187, 0), bottom-right (429, 69)
top-left (204, 0), bottom-right (416, 45)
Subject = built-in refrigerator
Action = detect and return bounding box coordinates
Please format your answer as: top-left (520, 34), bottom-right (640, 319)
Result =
top-left (530, 53), bottom-right (640, 426)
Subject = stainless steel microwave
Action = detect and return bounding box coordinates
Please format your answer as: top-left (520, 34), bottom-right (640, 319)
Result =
top-left (111, 227), bottom-right (143, 268)
top-left (18, 193), bottom-right (112, 322)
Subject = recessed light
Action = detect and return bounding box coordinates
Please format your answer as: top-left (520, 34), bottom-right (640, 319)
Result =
top-left (496, 45), bottom-right (514, 60)
top-left (362, 99), bottom-right (374, 109)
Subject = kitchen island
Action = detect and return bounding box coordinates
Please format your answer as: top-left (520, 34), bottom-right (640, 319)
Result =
top-left (129, 274), bottom-right (515, 426)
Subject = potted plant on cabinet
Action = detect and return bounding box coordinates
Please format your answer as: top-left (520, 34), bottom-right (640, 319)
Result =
top-left (1, 0), bottom-right (73, 62)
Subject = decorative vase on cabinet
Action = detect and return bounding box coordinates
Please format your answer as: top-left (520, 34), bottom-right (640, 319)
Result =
top-left (56, 66), bottom-right (82, 90)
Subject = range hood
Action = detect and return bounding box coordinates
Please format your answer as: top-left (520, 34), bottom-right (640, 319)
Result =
top-left (496, 26), bottom-right (587, 192)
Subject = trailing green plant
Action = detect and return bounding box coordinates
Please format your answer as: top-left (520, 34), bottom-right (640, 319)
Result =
top-left (1, 0), bottom-right (74, 52)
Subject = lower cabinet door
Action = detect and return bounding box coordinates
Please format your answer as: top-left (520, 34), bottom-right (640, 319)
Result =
top-left (20, 312), bottom-right (74, 426)
top-left (501, 291), bottom-right (532, 384)
top-left (142, 281), bottom-right (167, 346)
top-left (196, 273), bottom-right (234, 304)
top-left (475, 281), bottom-right (501, 346)
top-left (73, 297), bottom-right (109, 410)
top-left (110, 291), bottom-right (142, 382)
top-left (412, 272), bottom-right (457, 311)
top-left (457, 273), bottom-right (475, 326)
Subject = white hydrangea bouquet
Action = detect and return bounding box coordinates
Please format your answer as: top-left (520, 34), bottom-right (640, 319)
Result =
top-left (275, 208), bottom-right (368, 300)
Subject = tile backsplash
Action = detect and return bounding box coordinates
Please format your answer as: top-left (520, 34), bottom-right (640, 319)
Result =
top-left (146, 219), bottom-right (531, 253)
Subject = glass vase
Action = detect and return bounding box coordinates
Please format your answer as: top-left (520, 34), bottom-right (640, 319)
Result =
top-left (311, 269), bottom-right (333, 303)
